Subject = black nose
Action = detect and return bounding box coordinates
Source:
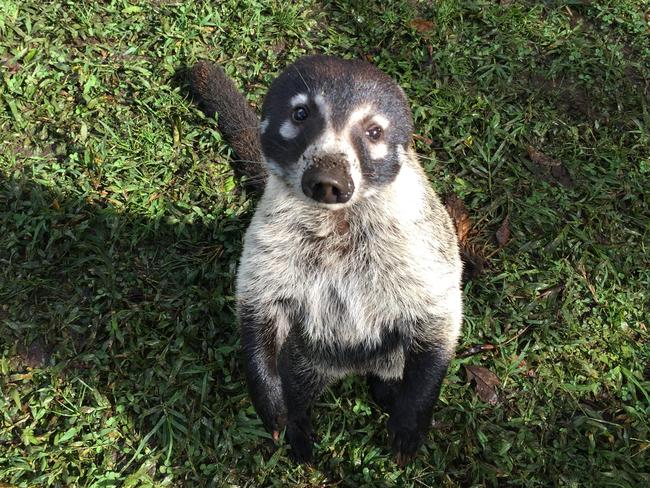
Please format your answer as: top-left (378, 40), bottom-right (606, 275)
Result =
top-left (301, 155), bottom-right (355, 204)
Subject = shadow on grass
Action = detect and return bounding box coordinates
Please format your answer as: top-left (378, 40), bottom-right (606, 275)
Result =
top-left (0, 164), bottom-right (264, 477)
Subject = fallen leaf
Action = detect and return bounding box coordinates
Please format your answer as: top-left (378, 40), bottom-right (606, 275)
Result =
top-left (527, 146), bottom-right (561, 167)
top-left (16, 339), bottom-right (52, 369)
top-left (444, 194), bottom-right (471, 245)
top-left (550, 164), bottom-right (573, 188)
top-left (465, 365), bottom-right (500, 404)
top-left (410, 18), bottom-right (435, 34)
top-left (271, 38), bottom-right (286, 55)
top-left (496, 215), bottom-right (510, 246)
top-left (527, 146), bottom-right (574, 188)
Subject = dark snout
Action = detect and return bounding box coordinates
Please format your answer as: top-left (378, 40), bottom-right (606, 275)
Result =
top-left (301, 154), bottom-right (355, 205)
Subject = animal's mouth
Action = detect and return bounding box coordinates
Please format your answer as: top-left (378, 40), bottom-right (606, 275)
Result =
top-left (300, 153), bottom-right (355, 205)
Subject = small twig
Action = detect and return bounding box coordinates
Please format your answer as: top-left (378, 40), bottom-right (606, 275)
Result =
top-left (457, 325), bottom-right (532, 358)
top-left (577, 262), bottom-right (599, 304)
top-left (413, 133), bottom-right (433, 145)
top-left (631, 440), bottom-right (650, 458)
top-left (456, 343), bottom-right (496, 358)
top-left (501, 324), bottom-right (532, 347)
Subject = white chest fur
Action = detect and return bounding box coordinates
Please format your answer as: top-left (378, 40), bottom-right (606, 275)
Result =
top-left (236, 159), bottom-right (462, 366)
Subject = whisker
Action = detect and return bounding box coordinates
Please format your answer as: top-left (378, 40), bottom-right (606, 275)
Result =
top-left (293, 65), bottom-right (312, 92)
top-left (242, 177), bottom-right (267, 183)
top-left (231, 159), bottom-right (268, 165)
top-left (223, 125), bottom-right (264, 133)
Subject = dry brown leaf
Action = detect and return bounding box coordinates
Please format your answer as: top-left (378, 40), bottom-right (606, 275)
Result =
top-left (444, 194), bottom-right (471, 245)
top-left (17, 339), bottom-right (52, 369)
top-left (465, 365), bottom-right (500, 404)
top-left (410, 18), bottom-right (435, 34)
top-left (496, 215), bottom-right (510, 247)
top-left (271, 39), bottom-right (286, 55)
top-left (550, 164), bottom-right (574, 188)
top-left (527, 146), bottom-right (561, 167)
top-left (445, 194), bottom-right (487, 283)
top-left (527, 146), bottom-right (574, 188)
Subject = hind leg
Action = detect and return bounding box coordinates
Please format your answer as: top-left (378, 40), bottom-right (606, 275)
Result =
top-left (367, 374), bottom-right (400, 413)
top-left (388, 344), bottom-right (452, 466)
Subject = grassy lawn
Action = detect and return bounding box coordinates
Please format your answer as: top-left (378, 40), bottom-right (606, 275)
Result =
top-left (1, 0), bottom-right (648, 486)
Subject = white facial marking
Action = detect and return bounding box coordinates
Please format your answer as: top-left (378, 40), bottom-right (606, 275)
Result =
top-left (346, 105), bottom-right (372, 129)
top-left (314, 94), bottom-right (329, 118)
top-left (371, 114), bottom-right (390, 130)
top-left (279, 119), bottom-right (299, 140)
top-left (290, 93), bottom-right (308, 107)
top-left (369, 142), bottom-right (388, 160)
top-left (260, 118), bottom-right (269, 134)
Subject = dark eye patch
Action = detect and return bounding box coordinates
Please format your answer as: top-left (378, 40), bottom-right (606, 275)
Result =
top-left (261, 97), bottom-right (324, 167)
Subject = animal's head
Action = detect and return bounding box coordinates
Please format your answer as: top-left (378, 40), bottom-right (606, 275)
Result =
top-left (259, 55), bottom-right (414, 208)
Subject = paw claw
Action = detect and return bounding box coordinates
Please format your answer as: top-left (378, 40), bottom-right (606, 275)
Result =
top-left (388, 417), bottom-right (424, 466)
top-left (395, 450), bottom-right (416, 467)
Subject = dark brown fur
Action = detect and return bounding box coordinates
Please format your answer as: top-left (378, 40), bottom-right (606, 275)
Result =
top-left (190, 61), bottom-right (267, 193)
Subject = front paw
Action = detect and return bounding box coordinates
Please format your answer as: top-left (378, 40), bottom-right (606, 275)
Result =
top-left (286, 417), bottom-right (316, 464)
top-left (259, 409), bottom-right (287, 442)
top-left (387, 414), bottom-right (425, 466)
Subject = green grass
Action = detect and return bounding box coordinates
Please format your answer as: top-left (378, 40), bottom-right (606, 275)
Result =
top-left (1, 0), bottom-right (648, 486)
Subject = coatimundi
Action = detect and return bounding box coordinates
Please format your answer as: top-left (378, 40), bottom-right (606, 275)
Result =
top-left (190, 55), bottom-right (462, 465)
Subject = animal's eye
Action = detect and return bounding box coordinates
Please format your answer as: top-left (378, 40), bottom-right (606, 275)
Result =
top-left (292, 105), bottom-right (309, 122)
top-left (366, 125), bottom-right (383, 141)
